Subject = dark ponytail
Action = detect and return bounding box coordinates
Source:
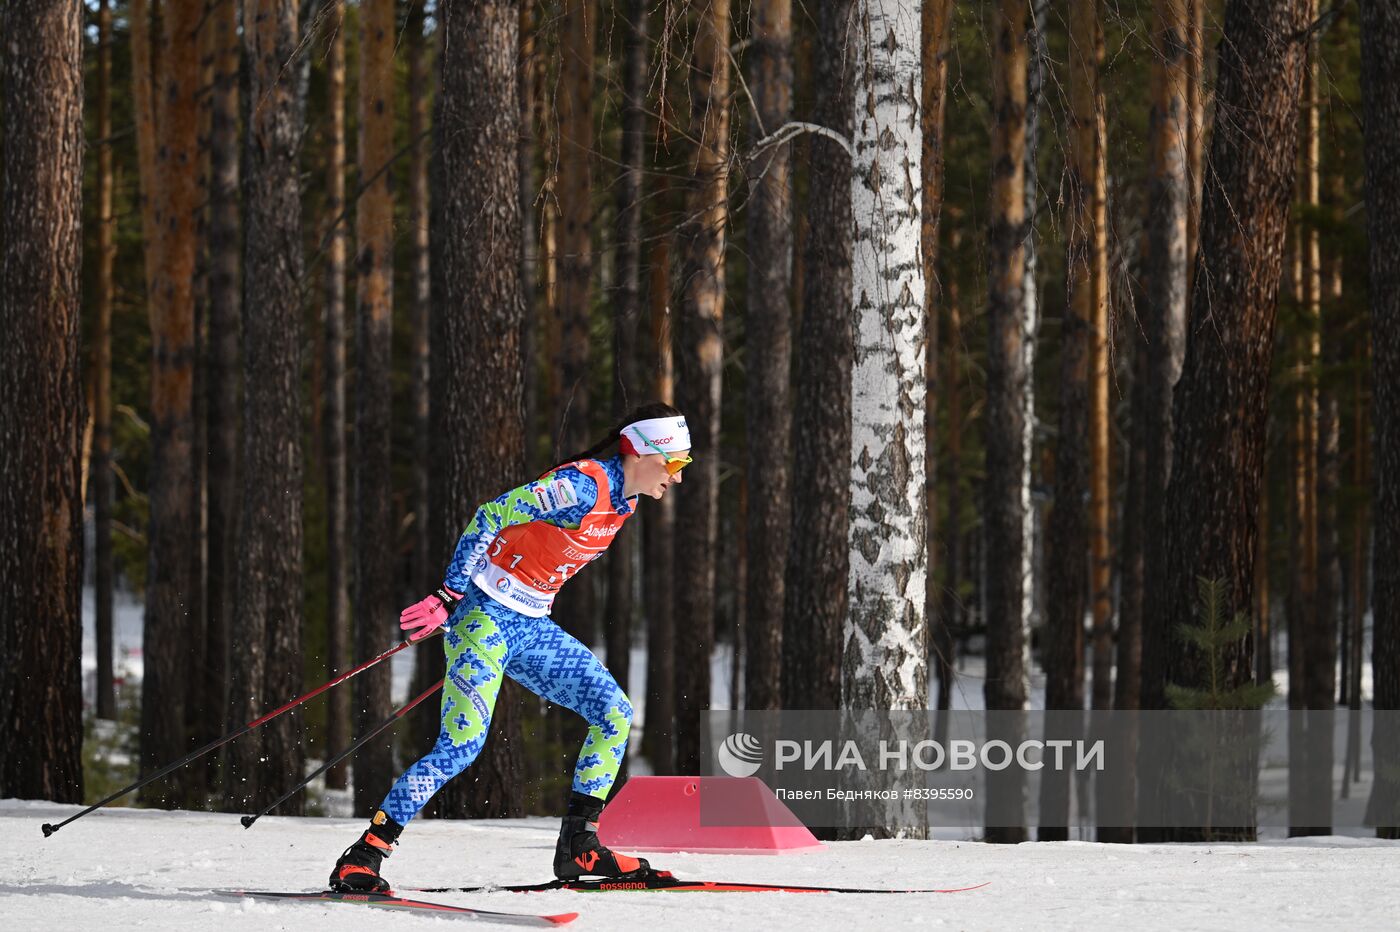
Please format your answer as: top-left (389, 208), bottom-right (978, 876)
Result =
top-left (548, 402), bottom-right (683, 473)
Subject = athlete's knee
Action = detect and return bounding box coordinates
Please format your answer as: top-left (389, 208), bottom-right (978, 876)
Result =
top-left (595, 690), bottom-right (633, 737)
top-left (616, 692), bottom-right (634, 727)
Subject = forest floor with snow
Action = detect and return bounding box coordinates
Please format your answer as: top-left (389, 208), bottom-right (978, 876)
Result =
top-left (6, 798), bottom-right (1400, 931)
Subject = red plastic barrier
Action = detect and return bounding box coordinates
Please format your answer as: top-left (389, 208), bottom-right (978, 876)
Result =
top-left (598, 776), bottom-right (826, 855)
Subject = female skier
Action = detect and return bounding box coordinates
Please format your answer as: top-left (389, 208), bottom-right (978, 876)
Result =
top-left (329, 403), bottom-right (691, 893)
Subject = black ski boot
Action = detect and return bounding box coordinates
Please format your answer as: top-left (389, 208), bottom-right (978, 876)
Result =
top-left (553, 791), bottom-right (650, 880)
top-left (329, 810), bottom-right (404, 893)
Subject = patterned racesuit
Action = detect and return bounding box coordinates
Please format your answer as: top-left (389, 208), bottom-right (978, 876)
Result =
top-left (379, 455), bottom-right (636, 825)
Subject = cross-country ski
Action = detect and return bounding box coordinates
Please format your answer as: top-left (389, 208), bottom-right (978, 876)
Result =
top-left (221, 889), bottom-right (578, 925)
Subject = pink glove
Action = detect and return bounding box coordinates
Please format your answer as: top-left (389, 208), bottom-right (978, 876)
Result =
top-left (399, 586), bottom-right (464, 641)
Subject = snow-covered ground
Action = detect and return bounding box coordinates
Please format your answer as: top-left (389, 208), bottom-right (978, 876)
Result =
top-left (6, 798), bottom-right (1399, 930)
top-left (70, 589), bottom-right (1395, 926)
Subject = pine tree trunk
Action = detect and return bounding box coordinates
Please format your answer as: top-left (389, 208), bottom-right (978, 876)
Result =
top-left (1309, 178), bottom-right (1343, 831)
top-left (936, 224), bottom-right (963, 730)
top-left (607, 0), bottom-right (648, 710)
top-left (1186, 0), bottom-right (1206, 297)
top-left (205, 0), bottom-right (240, 799)
top-left (1286, 57), bottom-right (1308, 836)
top-left (94, 0), bottom-right (118, 724)
top-left (730, 476), bottom-right (747, 712)
top-left (984, 0), bottom-right (1030, 845)
top-left (1359, 0), bottom-right (1400, 839)
top-left (1144, 0), bottom-right (1310, 703)
top-left (924, 0), bottom-right (953, 721)
top-left (541, 188), bottom-right (562, 477)
top-left (1088, 30), bottom-right (1113, 717)
top-left (554, 0), bottom-right (596, 650)
top-left (410, 0), bottom-right (433, 595)
top-left (1118, 330), bottom-right (1148, 719)
top-left (1291, 10), bottom-right (1331, 837)
top-left (642, 225), bottom-right (676, 771)
top-left (1101, 0), bottom-right (1191, 843)
top-left (1022, 0), bottom-right (1045, 681)
top-left (408, 0), bottom-right (442, 767)
top-left (1041, 0), bottom-right (1099, 841)
top-left (133, 0), bottom-right (159, 290)
top-left (1139, 0), bottom-right (1191, 704)
top-left (1104, 318), bottom-right (1148, 844)
top-left (322, 0), bottom-right (350, 792)
top-left (429, 0), bottom-right (526, 818)
top-left (1257, 479), bottom-right (1272, 682)
top-left (1140, 0), bottom-right (1311, 841)
top-left (742, 0), bottom-right (793, 713)
top-left (140, 0), bottom-right (202, 807)
top-left (188, 0), bottom-right (215, 798)
top-left (0, 0), bottom-right (85, 804)
top-left (519, 1), bottom-right (539, 478)
top-left (782, 0), bottom-right (853, 715)
top-left (1285, 37), bottom-right (1320, 834)
top-left (675, 0), bottom-right (731, 772)
top-left (516, 6), bottom-right (547, 801)
top-left (351, 0), bottom-right (397, 819)
top-left (1344, 340), bottom-right (1367, 790)
top-left (557, 0), bottom-right (595, 452)
top-left (230, 0), bottom-right (306, 813)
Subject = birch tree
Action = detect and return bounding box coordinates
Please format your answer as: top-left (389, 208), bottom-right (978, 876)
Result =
top-left (844, 0), bottom-right (928, 744)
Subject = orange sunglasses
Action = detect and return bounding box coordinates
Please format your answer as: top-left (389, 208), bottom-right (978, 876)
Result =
top-left (637, 432), bottom-right (693, 476)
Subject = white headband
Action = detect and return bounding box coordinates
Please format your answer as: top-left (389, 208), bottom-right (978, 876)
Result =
top-left (620, 416), bottom-right (691, 455)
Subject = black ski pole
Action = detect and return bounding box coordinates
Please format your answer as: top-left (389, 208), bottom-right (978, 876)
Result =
top-left (41, 632), bottom-right (440, 837)
top-left (240, 678), bottom-right (444, 828)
